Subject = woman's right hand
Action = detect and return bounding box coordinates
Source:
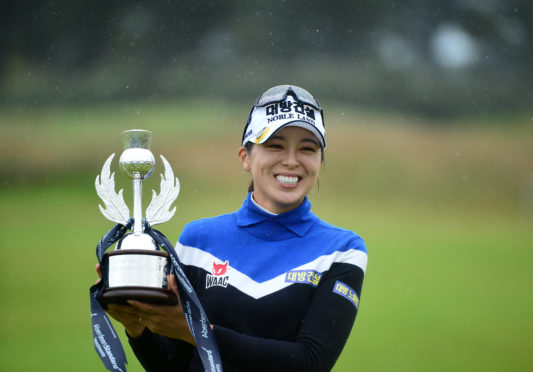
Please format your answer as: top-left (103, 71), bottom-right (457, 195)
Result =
top-left (106, 304), bottom-right (146, 339)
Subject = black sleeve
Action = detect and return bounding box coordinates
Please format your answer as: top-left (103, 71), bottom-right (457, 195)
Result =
top-left (213, 263), bottom-right (365, 372)
top-left (127, 323), bottom-right (195, 371)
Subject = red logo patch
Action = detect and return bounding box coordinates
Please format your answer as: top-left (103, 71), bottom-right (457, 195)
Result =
top-left (212, 260), bottom-right (229, 276)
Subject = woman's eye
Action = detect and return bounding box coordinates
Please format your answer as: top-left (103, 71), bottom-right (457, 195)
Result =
top-left (301, 147), bottom-right (317, 152)
top-left (268, 144), bottom-right (283, 149)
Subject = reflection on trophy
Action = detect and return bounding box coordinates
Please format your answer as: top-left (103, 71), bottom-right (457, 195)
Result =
top-left (95, 129), bottom-right (179, 307)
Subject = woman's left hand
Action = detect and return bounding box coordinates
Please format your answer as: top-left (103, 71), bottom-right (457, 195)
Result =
top-left (126, 274), bottom-right (196, 346)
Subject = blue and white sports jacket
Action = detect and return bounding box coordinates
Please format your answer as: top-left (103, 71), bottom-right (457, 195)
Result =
top-left (129, 193), bottom-right (367, 372)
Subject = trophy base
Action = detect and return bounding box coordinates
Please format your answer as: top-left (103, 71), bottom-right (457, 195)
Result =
top-left (100, 287), bottom-right (178, 308)
top-left (99, 248), bottom-right (178, 308)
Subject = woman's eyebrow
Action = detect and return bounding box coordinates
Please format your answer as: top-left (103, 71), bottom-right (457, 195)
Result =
top-left (268, 135), bottom-right (319, 146)
top-left (301, 138), bottom-right (320, 146)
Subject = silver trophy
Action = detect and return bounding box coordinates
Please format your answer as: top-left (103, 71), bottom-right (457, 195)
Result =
top-left (95, 129), bottom-right (179, 306)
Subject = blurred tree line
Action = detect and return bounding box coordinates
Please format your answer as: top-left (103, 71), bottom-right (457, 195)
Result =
top-left (1, 0), bottom-right (531, 117)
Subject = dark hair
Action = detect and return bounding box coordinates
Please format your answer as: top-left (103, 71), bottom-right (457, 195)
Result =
top-left (243, 142), bottom-right (325, 193)
top-left (244, 142), bottom-right (255, 192)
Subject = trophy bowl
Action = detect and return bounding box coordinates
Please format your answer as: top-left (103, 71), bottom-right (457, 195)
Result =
top-left (96, 129), bottom-right (179, 308)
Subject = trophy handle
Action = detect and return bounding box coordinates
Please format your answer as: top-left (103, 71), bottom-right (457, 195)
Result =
top-left (145, 155), bottom-right (180, 226)
top-left (95, 153), bottom-right (131, 225)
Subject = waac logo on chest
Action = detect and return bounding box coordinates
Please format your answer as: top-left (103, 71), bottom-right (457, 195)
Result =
top-left (206, 260), bottom-right (230, 289)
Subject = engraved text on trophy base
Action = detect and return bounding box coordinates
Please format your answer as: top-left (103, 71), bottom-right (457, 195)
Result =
top-left (108, 254), bottom-right (169, 288)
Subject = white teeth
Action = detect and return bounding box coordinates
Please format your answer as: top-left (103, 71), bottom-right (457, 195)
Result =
top-left (276, 175), bottom-right (299, 185)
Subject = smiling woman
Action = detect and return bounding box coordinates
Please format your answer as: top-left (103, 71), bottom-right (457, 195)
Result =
top-left (238, 127), bottom-right (323, 214)
top-left (104, 85), bottom-right (368, 371)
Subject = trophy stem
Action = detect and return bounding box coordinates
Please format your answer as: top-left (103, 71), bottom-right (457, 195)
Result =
top-left (133, 177), bottom-right (143, 234)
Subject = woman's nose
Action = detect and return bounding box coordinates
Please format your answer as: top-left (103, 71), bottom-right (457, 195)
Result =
top-left (281, 149), bottom-right (299, 167)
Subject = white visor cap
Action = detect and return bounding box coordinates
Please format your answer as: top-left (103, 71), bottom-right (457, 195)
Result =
top-left (242, 95), bottom-right (326, 148)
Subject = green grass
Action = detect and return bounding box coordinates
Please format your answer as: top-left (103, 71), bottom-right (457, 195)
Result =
top-left (1, 101), bottom-right (532, 371)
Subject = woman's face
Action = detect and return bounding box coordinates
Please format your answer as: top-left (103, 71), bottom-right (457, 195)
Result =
top-left (239, 126), bottom-right (323, 214)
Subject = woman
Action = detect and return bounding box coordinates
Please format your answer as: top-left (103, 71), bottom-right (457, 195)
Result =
top-left (103, 85), bottom-right (368, 371)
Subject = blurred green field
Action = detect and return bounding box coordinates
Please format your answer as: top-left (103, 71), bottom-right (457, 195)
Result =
top-left (1, 101), bottom-right (532, 371)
